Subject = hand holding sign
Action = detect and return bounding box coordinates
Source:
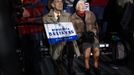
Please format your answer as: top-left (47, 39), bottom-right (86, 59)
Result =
top-left (44, 22), bottom-right (78, 45)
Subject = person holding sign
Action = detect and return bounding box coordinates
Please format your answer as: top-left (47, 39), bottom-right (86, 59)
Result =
top-left (42, 0), bottom-right (80, 75)
top-left (43, 0), bottom-right (71, 59)
top-left (71, 0), bottom-right (100, 75)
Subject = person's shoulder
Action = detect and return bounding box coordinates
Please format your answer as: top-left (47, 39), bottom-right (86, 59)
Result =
top-left (42, 14), bottom-right (48, 21)
top-left (71, 12), bottom-right (75, 16)
top-left (43, 12), bottom-right (53, 19)
top-left (71, 13), bottom-right (77, 18)
top-left (62, 12), bottom-right (71, 17)
top-left (42, 12), bottom-right (53, 23)
top-left (86, 11), bottom-right (96, 17)
top-left (86, 11), bottom-right (94, 15)
top-left (71, 13), bottom-right (79, 19)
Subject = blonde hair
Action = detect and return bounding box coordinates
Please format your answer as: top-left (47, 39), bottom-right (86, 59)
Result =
top-left (75, 0), bottom-right (85, 10)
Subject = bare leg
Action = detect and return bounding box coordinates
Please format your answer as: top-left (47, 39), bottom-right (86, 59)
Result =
top-left (93, 48), bottom-right (100, 68)
top-left (84, 48), bottom-right (91, 70)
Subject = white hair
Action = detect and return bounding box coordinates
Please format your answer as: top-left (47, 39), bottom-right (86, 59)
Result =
top-left (75, 0), bottom-right (85, 10)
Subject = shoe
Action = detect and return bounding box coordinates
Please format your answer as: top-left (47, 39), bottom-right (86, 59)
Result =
top-left (85, 69), bottom-right (91, 75)
top-left (94, 68), bottom-right (101, 75)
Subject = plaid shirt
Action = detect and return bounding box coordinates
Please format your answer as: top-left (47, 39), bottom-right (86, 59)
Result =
top-left (18, 0), bottom-right (45, 23)
top-left (17, 0), bottom-right (45, 35)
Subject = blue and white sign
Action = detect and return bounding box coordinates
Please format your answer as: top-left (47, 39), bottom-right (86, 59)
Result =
top-left (44, 22), bottom-right (78, 45)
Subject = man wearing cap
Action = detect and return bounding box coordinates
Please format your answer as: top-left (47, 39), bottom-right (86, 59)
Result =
top-left (42, 0), bottom-right (79, 75)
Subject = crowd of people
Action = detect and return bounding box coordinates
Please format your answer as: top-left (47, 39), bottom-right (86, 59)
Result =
top-left (0, 0), bottom-right (134, 75)
top-left (16, 0), bottom-right (108, 75)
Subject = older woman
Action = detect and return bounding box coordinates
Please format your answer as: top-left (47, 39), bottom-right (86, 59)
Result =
top-left (71, 0), bottom-right (100, 75)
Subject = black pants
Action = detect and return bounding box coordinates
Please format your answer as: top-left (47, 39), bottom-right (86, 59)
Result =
top-left (20, 34), bottom-right (41, 75)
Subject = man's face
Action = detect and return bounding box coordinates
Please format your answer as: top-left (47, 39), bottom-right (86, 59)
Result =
top-left (52, 0), bottom-right (63, 11)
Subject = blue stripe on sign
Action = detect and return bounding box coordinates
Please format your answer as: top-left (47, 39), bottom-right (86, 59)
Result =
top-left (48, 35), bottom-right (78, 45)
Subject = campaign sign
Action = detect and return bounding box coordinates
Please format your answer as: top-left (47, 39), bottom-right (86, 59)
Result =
top-left (44, 22), bottom-right (78, 45)
top-left (85, 2), bottom-right (90, 11)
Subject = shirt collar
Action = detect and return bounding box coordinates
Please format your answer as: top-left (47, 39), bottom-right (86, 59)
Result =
top-left (54, 11), bottom-right (61, 20)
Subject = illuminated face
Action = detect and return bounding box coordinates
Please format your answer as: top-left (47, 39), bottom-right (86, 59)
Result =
top-left (76, 1), bottom-right (85, 12)
top-left (52, 0), bottom-right (63, 11)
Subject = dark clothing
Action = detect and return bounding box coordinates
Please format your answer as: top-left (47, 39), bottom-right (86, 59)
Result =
top-left (16, 0), bottom-right (45, 75)
top-left (0, 0), bottom-right (22, 75)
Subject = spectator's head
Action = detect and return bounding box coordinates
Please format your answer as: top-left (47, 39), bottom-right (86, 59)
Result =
top-left (75, 0), bottom-right (85, 12)
top-left (49, 0), bottom-right (63, 11)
